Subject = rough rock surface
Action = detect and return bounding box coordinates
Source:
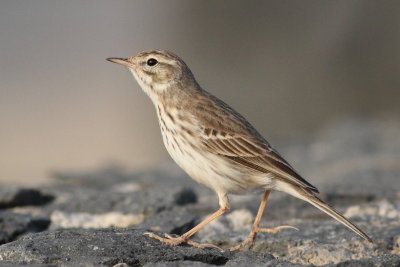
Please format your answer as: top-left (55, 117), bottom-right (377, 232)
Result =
top-left (0, 189), bottom-right (53, 209)
top-left (0, 117), bottom-right (399, 266)
top-left (0, 212), bottom-right (50, 245)
top-left (0, 228), bottom-right (232, 266)
top-left (0, 227), bottom-right (306, 266)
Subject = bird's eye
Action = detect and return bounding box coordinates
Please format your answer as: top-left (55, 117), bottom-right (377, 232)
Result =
top-left (147, 58), bottom-right (158, 66)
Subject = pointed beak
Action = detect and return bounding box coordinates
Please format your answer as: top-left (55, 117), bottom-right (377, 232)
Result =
top-left (106, 57), bottom-right (134, 68)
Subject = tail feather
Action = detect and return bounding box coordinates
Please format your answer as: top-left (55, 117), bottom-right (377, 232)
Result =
top-left (275, 181), bottom-right (373, 243)
top-left (306, 194), bottom-right (372, 242)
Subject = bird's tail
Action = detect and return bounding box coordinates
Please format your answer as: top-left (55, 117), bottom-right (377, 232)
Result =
top-left (275, 180), bottom-right (372, 243)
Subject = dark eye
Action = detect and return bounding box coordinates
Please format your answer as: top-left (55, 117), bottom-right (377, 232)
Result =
top-left (147, 58), bottom-right (158, 66)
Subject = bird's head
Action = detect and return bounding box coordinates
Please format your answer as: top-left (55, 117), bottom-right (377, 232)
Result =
top-left (107, 50), bottom-right (195, 100)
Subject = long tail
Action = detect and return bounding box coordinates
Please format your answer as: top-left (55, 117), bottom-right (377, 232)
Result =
top-left (275, 180), bottom-right (373, 243)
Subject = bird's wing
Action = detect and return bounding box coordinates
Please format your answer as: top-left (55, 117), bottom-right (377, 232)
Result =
top-left (200, 127), bottom-right (319, 193)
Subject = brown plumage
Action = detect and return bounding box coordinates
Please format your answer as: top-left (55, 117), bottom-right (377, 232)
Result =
top-left (106, 50), bottom-right (372, 250)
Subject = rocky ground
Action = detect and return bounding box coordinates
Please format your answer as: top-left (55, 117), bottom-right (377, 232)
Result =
top-left (0, 117), bottom-right (399, 266)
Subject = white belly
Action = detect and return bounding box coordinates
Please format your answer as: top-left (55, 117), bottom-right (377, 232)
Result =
top-left (157, 108), bottom-right (272, 194)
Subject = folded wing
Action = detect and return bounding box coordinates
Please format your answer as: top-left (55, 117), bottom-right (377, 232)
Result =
top-left (200, 127), bottom-right (319, 193)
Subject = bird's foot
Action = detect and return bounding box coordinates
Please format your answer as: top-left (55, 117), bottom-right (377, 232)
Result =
top-left (229, 225), bottom-right (298, 251)
top-left (144, 232), bottom-right (222, 250)
top-left (144, 232), bottom-right (186, 246)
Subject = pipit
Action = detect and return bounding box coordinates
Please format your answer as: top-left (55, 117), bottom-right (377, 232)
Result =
top-left (106, 50), bottom-right (372, 250)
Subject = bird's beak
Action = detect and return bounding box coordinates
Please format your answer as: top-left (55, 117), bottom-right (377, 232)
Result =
top-left (106, 57), bottom-right (135, 68)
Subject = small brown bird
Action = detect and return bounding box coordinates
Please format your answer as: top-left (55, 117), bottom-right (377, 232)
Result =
top-left (107, 50), bottom-right (372, 250)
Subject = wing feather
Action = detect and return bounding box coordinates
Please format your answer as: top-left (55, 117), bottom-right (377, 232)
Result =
top-left (201, 128), bottom-right (318, 193)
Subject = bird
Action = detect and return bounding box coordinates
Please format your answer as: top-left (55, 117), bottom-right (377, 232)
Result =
top-left (106, 50), bottom-right (372, 250)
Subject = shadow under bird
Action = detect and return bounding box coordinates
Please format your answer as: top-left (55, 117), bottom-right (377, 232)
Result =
top-left (106, 50), bottom-right (372, 250)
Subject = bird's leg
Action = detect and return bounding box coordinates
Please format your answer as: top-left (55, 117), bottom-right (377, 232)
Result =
top-left (229, 190), bottom-right (298, 251)
top-left (145, 193), bottom-right (229, 249)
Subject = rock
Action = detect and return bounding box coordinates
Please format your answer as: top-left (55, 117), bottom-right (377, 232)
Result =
top-left (226, 209), bottom-right (253, 231)
top-left (37, 167), bottom-right (199, 232)
top-left (223, 251), bottom-right (280, 267)
top-left (0, 189), bottom-right (53, 209)
top-left (0, 262), bottom-right (57, 267)
top-left (0, 226), bottom-right (397, 266)
top-left (393, 235), bottom-right (400, 254)
top-left (196, 209), bottom-right (253, 243)
top-left (142, 262), bottom-right (216, 267)
top-left (326, 254), bottom-right (400, 267)
top-left (142, 252), bottom-right (292, 267)
top-left (195, 212), bottom-right (399, 265)
top-left (343, 200), bottom-right (400, 219)
top-left (49, 210), bottom-right (144, 229)
top-left (0, 228), bottom-right (281, 266)
top-left (138, 209), bottom-right (197, 235)
top-left (0, 211), bottom-right (50, 245)
top-left (51, 165), bottom-right (200, 192)
top-left (42, 185), bottom-right (197, 216)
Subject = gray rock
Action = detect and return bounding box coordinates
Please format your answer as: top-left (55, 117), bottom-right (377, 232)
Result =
top-left (0, 189), bottom-right (53, 209)
top-left (38, 165), bottom-right (199, 221)
top-left (0, 211), bottom-right (50, 245)
top-left (138, 209), bottom-right (197, 235)
top-left (0, 262), bottom-right (57, 267)
top-left (142, 252), bottom-right (291, 267)
top-left (42, 185), bottom-right (197, 216)
top-left (49, 210), bottom-right (144, 229)
top-left (51, 165), bottom-right (200, 193)
top-left (196, 214), bottom-right (399, 266)
top-left (142, 261), bottom-right (219, 267)
top-left (224, 251), bottom-right (280, 267)
top-left (326, 254), bottom-right (400, 267)
top-left (0, 228), bottom-right (279, 266)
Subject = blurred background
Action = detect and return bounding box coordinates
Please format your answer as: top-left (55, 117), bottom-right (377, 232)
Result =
top-left (1, 1), bottom-right (399, 185)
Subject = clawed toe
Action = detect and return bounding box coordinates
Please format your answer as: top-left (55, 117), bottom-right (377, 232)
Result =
top-left (144, 232), bottom-right (185, 246)
top-left (144, 232), bottom-right (222, 250)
